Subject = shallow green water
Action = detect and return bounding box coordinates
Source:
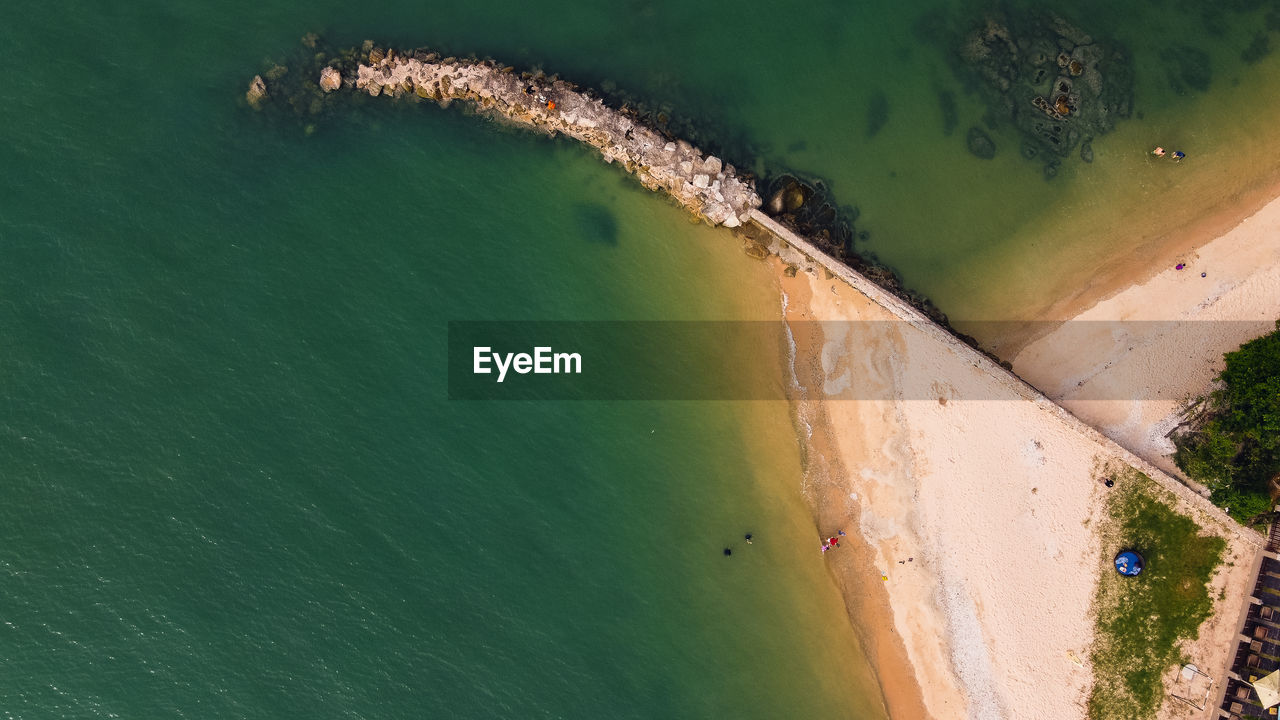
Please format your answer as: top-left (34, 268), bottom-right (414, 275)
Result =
top-left (4, 0), bottom-right (1278, 716)
top-left (1, 3), bottom-right (889, 715)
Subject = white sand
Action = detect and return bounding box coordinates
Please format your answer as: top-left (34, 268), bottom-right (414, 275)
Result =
top-left (1013, 194), bottom-right (1280, 476)
top-left (752, 211), bottom-right (1264, 720)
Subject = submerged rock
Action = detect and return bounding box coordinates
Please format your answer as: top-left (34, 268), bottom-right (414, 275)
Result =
top-left (784, 184), bottom-right (806, 213)
top-left (966, 126), bottom-right (996, 159)
top-left (949, 10), bottom-right (1134, 166)
top-left (1242, 33), bottom-right (1271, 65)
top-left (1160, 45), bottom-right (1211, 94)
top-left (938, 89), bottom-right (958, 136)
top-left (766, 187), bottom-right (786, 215)
top-left (866, 89), bottom-right (889, 138)
top-left (1080, 139), bottom-right (1094, 163)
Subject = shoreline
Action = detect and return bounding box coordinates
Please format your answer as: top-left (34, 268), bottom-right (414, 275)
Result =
top-left (777, 275), bottom-right (933, 720)
top-left (984, 163), bottom-right (1280, 361)
top-left (1011, 187), bottom-right (1280, 476)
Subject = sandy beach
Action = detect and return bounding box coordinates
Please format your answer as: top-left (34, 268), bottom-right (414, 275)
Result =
top-left (761, 227), bottom-right (1263, 718)
top-left (1012, 191), bottom-right (1280, 477)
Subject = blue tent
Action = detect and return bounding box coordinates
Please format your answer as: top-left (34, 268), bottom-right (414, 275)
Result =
top-left (1114, 550), bottom-right (1145, 576)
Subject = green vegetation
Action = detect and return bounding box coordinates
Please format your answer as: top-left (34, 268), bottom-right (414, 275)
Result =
top-left (1088, 476), bottom-right (1225, 720)
top-left (1174, 320), bottom-right (1280, 528)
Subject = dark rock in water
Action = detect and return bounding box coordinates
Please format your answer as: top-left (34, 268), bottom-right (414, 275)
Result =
top-left (938, 90), bottom-right (958, 136)
top-left (766, 188), bottom-right (786, 215)
top-left (575, 203), bottom-right (619, 246)
top-left (1080, 139), bottom-right (1094, 163)
top-left (913, 8), bottom-right (950, 43)
top-left (1242, 33), bottom-right (1271, 64)
top-left (966, 126), bottom-right (996, 159)
top-left (1043, 159), bottom-right (1060, 180)
top-left (784, 184), bottom-right (806, 213)
top-left (867, 89), bottom-right (890, 138)
top-left (950, 10), bottom-right (1135, 166)
top-left (1160, 45), bottom-right (1211, 94)
top-left (1199, 9), bottom-right (1228, 38)
top-left (765, 173), bottom-right (859, 260)
top-left (857, 230), bottom-right (870, 241)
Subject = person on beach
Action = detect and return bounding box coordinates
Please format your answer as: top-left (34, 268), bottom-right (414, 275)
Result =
top-left (1152, 146), bottom-right (1166, 157)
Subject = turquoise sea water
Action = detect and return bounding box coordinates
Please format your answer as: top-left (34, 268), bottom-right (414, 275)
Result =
top-left (4, 0), bottom-right (1278, 717)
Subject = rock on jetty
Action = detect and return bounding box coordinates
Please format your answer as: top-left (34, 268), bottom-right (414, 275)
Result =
top-left (329, 49), bottom-right (760, 227)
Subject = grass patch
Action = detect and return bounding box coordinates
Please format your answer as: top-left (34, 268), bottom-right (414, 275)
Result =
top-left (1087, 474), bottom-right (1226, 720)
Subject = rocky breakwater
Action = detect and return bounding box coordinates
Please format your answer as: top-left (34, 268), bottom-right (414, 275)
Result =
top-left (335, 49), bottom-right (760, 228)
top-left (247, 39), bottom-right (1004, 365)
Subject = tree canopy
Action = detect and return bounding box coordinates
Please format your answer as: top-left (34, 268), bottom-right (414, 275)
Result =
top-left (1175, 320), bottom-right (1280, 525)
